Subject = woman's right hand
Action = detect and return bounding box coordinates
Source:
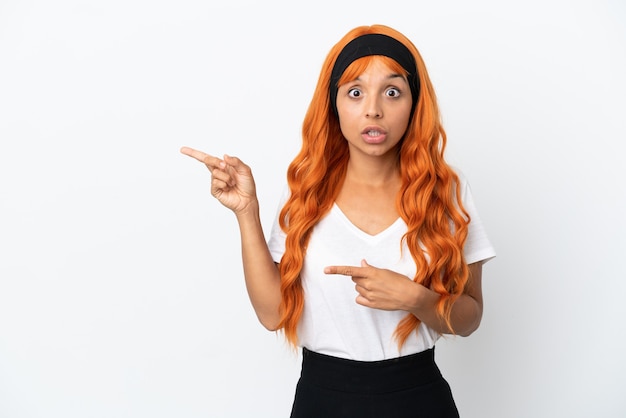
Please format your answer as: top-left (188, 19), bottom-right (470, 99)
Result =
top-left (180, 146), bottom-right (258, 215)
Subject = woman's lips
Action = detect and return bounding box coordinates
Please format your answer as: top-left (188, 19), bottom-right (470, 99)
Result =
top-left (361, 127), bottom-right (387, 144)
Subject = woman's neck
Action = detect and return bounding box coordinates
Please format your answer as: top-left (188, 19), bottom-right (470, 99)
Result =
top-left (344, 152), bottom-right (400, 189)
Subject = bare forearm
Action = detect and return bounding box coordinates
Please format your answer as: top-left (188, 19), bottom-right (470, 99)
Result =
top-left (409, 287), bottom-right (483, 337)
top-left (235, 203), bottom-right (282, 330)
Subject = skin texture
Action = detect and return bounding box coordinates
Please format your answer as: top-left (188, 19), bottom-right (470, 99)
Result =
top-left (336, 59), bottom-right (412, 162)
top-left (180, 58), bottom-right (484, 337)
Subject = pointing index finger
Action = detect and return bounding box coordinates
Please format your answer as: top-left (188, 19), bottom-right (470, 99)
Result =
top-left (324, 265), bottom-right (366, 277)
top-left (180, 146), bottom-right (222, 168)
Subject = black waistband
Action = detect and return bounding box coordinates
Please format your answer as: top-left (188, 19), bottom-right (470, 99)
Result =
top-left (300, 347), bottom-right (442, 394)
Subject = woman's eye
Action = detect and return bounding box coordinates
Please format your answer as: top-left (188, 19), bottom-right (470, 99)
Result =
top-left (386, 88), bottom-right (401, 97)
top-left (348, 88), bottom-right (362, 98)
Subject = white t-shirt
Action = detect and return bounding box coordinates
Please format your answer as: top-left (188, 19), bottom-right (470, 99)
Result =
top-left (267, 171), bottom-right (496, 361)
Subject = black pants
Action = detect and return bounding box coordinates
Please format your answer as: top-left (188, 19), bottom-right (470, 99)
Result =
top-left (290, 347), bottom-right (459, 418)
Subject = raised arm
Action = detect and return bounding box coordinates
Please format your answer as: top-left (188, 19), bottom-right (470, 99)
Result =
top-left (180, 147), bottom-right (282, 330)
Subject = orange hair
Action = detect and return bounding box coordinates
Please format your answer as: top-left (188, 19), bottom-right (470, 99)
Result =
top-left (277, 24), bottom-right (470, 348)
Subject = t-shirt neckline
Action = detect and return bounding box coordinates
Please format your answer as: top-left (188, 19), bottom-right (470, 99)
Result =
top-left (331, 203), bottom-right (405, 243)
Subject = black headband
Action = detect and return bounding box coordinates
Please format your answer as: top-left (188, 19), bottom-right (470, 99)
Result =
top-left (329, 33), bottom-right (420, 115)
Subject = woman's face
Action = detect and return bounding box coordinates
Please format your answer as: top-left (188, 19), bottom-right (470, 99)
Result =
top-left (336, 58), bottom-right (412, 160)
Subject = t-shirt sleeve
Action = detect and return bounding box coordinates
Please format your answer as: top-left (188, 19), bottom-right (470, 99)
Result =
top-left (267, 184), bottom-right (290, 263)
top-left (457, 171), bottom-right (497, 264)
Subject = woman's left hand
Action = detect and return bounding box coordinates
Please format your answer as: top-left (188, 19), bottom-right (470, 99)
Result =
top-left (324, 260), bottom-right (422, 311)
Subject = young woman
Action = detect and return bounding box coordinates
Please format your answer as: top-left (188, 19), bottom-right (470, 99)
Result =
top-left (181, 24), bottom-right (495, 418)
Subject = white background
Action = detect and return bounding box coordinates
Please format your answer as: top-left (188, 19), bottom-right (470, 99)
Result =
top-left (1, 0), bottom-right (625, 417)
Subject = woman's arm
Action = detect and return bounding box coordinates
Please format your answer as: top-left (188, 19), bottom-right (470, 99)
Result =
top-left (180, 147), bottom-right (282, 330)
top-left (235, 203), bottom-right (283, 330)
top-left (407, 262), bottom-right (483, 336)
top-left (324, 260), bottom-right (484, 336)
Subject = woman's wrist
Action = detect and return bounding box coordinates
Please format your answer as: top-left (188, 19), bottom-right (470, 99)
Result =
top-left (407, 283), bottom-right (439, 320)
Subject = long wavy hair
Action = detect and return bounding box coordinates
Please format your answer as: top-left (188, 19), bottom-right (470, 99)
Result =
top-left (277, 24), bottom-right (470, 349)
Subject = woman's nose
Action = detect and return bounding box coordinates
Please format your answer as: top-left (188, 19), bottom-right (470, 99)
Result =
top-left (365, 96), bottom-right (382, 118)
